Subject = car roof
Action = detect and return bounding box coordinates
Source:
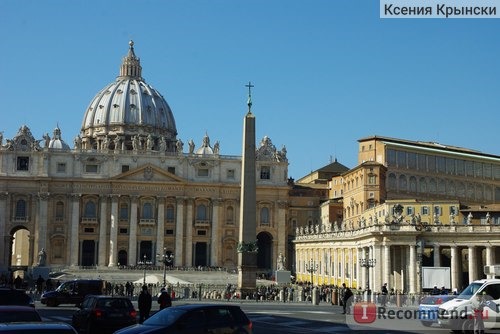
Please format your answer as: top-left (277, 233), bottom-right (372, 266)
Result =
top-left (84, 295), bottom-right (129, 299)
top-left (173, 303), bottom-right (242, 310)
top-left (0, 322), bottom-right (76, 330)
top-left (0, 306), bottom-right (38, 311)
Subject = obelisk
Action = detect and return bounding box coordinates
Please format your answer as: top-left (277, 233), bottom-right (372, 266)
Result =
top-left (237, 82), bottom-right (258, 297)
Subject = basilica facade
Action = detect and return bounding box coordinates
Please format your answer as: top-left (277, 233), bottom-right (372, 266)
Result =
top-left (0, 41), bottom-right (292, 274)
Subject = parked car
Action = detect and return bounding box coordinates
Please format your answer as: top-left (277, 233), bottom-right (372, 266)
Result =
top-left (0, 305), bottom-right (42, 322)
top-left (114, 304), bottom-right (253, 334)
top-left (72, 295), bottom-right (137, 334)
top-left (0, 287), bottom-right (35, 307)
top-left (0, 322), bottom-right (77, 333)
top-left (419, 294), bottom-right (456, 327)
top-left (41, 279), bottom-right (106, 307)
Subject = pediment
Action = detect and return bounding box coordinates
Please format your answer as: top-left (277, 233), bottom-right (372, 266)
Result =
top-left (112, 164), bottom-right (184, 183)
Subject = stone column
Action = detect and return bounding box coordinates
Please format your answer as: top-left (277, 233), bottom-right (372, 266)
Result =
top-left (276, 200), bottom-right (288, 263)
top-left (450, 245), bottom-right (460, 292)
top-left (383, 244), bottom-right (390, 288)
top-left (372, 245), bottom-right (382, 293)
top-left (185, 198), bottom-right (193, 267)
top-left (98, 195), bottom-right (108, 267)
top-left (237, 109), bottom-right (258, 296)
top-left (486, 245), bottom-right (494, 279)
top-left (210, 199), bottom-right (222, 266)
top-left (69, 194), bottom-right (80, 267)
top-left (36, 193), bottom-right (49, 260)
top-left (433, 244), bottom-right (441, 267)
top-left (357, 247), bottom-right (365, 290)
top-left (175, 197), bottom-right (184, 266)
top-left (156, 197), bottom-right (165, 261)
top-left (468, 246), bottom-right (477, 283)
top-left (0, 193), bottom-right (8, 271)
top-left (128, 196), bottom-right (138, 266)
top-left (409, 244), bottom-right (416, 294)
top-left (108, 195), bottom-right (119, 267)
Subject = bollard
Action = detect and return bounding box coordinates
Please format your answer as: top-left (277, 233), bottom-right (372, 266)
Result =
top-left (279, 289), bottom-right (285, 302)
top-left (312, 287), bottom-right (320, 305)
top-left (198, 285), bottom-right (202, 301)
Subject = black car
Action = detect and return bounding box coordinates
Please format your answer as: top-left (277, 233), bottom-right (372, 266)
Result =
top-left (41, 279), bottom-right (106, 307)
top-left (0, 305), bottom-right (42, 322)
top-left (114, 304), bottom-right (253, 334)
top-left (0, 322), bottom-right (78, 333)
top-left (72, 295), bottom-right (137, 334)
top-left (0, 287), bottom-right (35, 307)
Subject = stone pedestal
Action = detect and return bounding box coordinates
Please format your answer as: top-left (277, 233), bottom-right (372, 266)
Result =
top-left (31, 266), bottom-right (50, 280)
top-left (275, 270), bottom-right (291, 284)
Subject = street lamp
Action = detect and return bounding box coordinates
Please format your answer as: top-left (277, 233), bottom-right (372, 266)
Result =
top-left (305, 259), bottom-right (319, 285)
top-left (137, 254), bottom-right (152, 285)
top-left (158, 248), bottom-right (174, 287)
top-left (359, 257), bottom-right (376, 301)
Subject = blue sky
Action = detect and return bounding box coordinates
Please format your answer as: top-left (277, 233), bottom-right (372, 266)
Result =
top-left (1, 0), bottom-right (499, 179)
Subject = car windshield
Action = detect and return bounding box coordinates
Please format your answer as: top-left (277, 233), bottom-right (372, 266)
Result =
top-left (96, 298), bottom-right (130, 309)
top-left (420, 295), bottom-right (455, 305)
top-left (457, 283), bottom-right (482, 299)
top-left (143, 308), bottom-right (186, 326)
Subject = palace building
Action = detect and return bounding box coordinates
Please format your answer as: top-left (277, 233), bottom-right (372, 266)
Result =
top-left (294, 136), bottom-right (500, 294)
top-left (0, 41), bottom-right (292, 274)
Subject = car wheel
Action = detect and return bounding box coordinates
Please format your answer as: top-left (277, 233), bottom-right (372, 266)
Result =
top-left (420, 321), bottom-right (432, 327)
top-left (47, 299), bottom-right (58, 307)
top-left (461, 318), bottom-right (474, 334)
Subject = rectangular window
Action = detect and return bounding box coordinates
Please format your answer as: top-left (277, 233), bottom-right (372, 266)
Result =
top-left (434, 206), bottom-right (442, 216)
top-left (406, 206), bottom-right (414, 215)
top-left (421, 206), bottom-right (429, 215)
top-left (121, 165), bottom-right (130, 173)
top-left (396, 151), bottom-right (406, 168)
top-left (457, 160), bottom-right (465, 176)
top-left (57, 163), bottom-right (66, 173)
top-left (85, 164), bottom-right (98, 173)
top-left (166, 229), bottom-right (174, 235)
top-left (428, 156), bottom-right (436, 173)
top-left (407, 152), bottom-right (416, 169)
top-left (197, 168), bottom-right (209, 177)
top-left (449, 206), bottom-right (457, 215)
top-left (17, 157), bottom-right (29, 171)
top-left (260, 166), bottom-right (270, 180)
top-left (437, 156), bottom-right (446, 173)
top-left (119, 228), bottom-right (128, 234)
top-left (387, 149), bottom-right (396, 167)
top-left (417, 154), bottom-right (427, 171)
top-left (168, 167), bottom-right (176, 174)
top-left (197, 230), bottom-right (207, 236)
top-left (227, 169), bottom-right (235, 179)
top-left (83, 227), bottom-right (94, 233)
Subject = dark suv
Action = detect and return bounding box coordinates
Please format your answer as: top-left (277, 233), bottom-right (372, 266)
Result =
top-left (0, 287), bottom-right (35, 307)
top-left (72, 295), bottom-right (136, 334)
top-left (41, 279), bottom-right (105, 307)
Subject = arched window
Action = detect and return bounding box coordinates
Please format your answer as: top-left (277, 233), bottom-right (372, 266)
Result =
top-left (84, 201), bottom-right (97, 218)
top-left (15, 199), bottom-right (27, 218)
top-left (226, 206), bottom-right (234, 225)
top-left (260, 207), bottom-right (269, 226)
top-left (398, 175), bottom-right (407, 192)
top-left (119, 203), bottom-right (129, 220)
top-left (388, 173), bottom-right (397, 190)
top-left (166, 205), bottom-right (175, 221)
top-left (196, 204), bottom-right (207, 220)
top-left (142, 203), bottom-right (153, 219)
top-left (55, 201), bottom-right (64, 219)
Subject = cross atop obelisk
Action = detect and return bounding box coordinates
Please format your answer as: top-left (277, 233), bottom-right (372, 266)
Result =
top-left (237, 81), bottom-right (258, 298)
top-left (245, 81), bottom-right (254, 112)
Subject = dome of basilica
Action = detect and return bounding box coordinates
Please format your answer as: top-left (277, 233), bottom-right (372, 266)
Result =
top-left (80, 41), bottom-right (177, 152)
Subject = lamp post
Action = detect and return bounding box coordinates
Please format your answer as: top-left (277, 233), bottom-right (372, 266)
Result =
top-left (158, 248), bottom-right (174, 287)
top-left (305, 259), bottom-right (319, 286)
top-left (137, 254), bottom-right (152, 285)
top-left (359, 257), bottom-right (376, 302)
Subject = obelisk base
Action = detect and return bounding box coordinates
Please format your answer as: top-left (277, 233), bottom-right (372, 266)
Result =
top-left (237, 252), bottom-right (257, 299)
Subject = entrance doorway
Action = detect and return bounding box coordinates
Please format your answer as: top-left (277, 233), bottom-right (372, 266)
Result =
top-left (81, 240), bottom-right (96, 266)
top-left (257, 232), bottom-right (273, 270)
top-left (195, 242), bottom-right (207, 267)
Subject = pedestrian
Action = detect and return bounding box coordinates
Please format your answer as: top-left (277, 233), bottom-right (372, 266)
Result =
top-left (472, 291), bottom-right (488, 334)
top-left (157, 287), bottom-right (172, 310)
top-left (341, 283), bottom-right (353, 314)
top-left (14, 275), bottom-right (23, 289)
top-left (381, 283), bottom-right (388, 307)
top-left (138, 285), bottom-right (152, 324)
top-left (36, 275), bottom-right (45, 294)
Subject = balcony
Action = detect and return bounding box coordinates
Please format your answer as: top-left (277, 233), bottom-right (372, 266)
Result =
top-left (81, 217), bottom-right (98, 225)
top-left (139, 218), bottom-right (156, 226)
top-left (12, 216), bottom-right (30, 223)
top-left (195, 220), bottom-right (211, 227)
